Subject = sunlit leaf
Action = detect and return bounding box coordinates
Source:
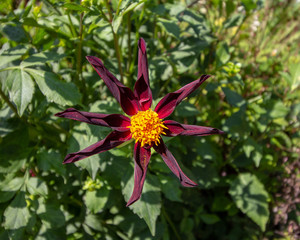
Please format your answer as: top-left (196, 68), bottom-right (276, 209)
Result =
top-left (25, 68), bottom-right (81, 106)
top-left (122, 165), bottom-right (161, 236)
top-left (6, 69), bottom-right (34, 116)
top-left (4, 191), bottom-right (30, 229)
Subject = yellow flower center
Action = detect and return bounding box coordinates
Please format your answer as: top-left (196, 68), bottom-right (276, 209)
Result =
top-left (129, 109), bottom-right (168, 147)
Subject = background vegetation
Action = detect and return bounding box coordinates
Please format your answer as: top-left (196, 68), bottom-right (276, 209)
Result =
top-left (0, 0), bottom-right (299, 239)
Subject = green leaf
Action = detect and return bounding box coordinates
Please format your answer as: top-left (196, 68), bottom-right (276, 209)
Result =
top-left (26, 178), bottom-right (48, 197)
top-left (175, 102), bottom-right (199, 117)
top-left (4, 191), bottom-right (30, 229)
top-left (63, 3), bottom-right (90, 12)
top-left (0, 177), bottom-right (24, 203)
top-left (25, 68), bottom-right (81, 106)
top-left (1, 22), bottom-right (27, 43)
top-left (223, 14), bottom-right (244, 28)
top-left (199, 214), bottom-right (220, 224)
top-left (242, 137), bottom-right (262, 167)
top-left (266, 100), bottom-right (289, 119)
top-left (6, 69), bottom-right (34, 116)
top-left (0, 45), bottom-right (28, 68)
top-left (216, 43), bottom-right (230, 66)
top-left (288, 63), bottom-right (300, 91)
top-left (229, 173), bottom-right (269, 231)
top-left (112, 1), bottom-right (143, 33)
top-left (36, 149), bottom-right (66, 177)
top-left (122, 166), bottom-right (161, 236)
top-left (68, 122), bottom-right (104, 179)
top-left (84, 214), bottom-right (103, 231)
top-left (158, 18), bottom-right (180, 39)
top-left (194, 161), bottom-right (220, 189)
top-left (158, 175), bottom-right (182, 202)
top-left (84, 188), bottom-right (109, 213)
top-left (37, 201), bottom-right (65, 229)
top-left (21, 50), bottom-right (66, 68)
top-left (222, 87), bottom-right (245, 107)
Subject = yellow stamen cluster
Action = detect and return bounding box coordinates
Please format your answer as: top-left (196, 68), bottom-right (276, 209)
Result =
top-left (129, 109), bottom-right (168, 147)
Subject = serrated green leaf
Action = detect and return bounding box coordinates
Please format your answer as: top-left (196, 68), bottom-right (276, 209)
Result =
top-left (26, 178), bottom-right (48, 197)
top-left (4, 191), bottom-right (30, 229)
top-left (25, 68), bottom-right (81, 106)
top-left (0, 45), bottom-right (28, 68)
top-left (229, 173), bottom-right (269, 231)
top-left (21, 50), bottom-right (66, 67)
top-left (84, 188), bottom-right (109, 213)
top-left (122, 166), bottom-right (161, 236)
top-left (6, 69), bottom-right (34, 116)
top-left (68, 122), bottom-right (105, 179)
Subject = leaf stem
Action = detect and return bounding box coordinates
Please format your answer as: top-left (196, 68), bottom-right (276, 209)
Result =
top-left (0, 84), bottom-right (18, 116)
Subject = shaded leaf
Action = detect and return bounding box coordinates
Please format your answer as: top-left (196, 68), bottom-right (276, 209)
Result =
top-left (84, 188), bottom-right (109, 213)
top-left (158, 18), bottom-right (180, 39)
top-left (229, 173), bottom-right (269, 231)
top-left (37, 201), bottom-right (65, 229)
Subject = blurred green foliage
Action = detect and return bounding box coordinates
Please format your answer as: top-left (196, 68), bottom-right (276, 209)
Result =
top-left (0, 0), bottom-right (299, 239)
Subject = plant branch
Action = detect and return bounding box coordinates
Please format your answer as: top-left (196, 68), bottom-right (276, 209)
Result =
top-left (0, 85), bottom-right (18, 116)
top-left (162, 204), bottom-right (182, 240)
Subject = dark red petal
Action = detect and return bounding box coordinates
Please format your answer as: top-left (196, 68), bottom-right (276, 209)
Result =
top-left (164, 120), bottom-right (224, 137)
top-left (126, 143), bottom-right (151, 207)
top-left (134, 38), bottom-right (152, 110)
top-left (55, 108), bottom-right (130, 131)
top-left (153, 140), bottom-right (197, 187)
top-left (154, 75), bottom-right (211, 119)
top-left (86, 56), bottom-right (139, 116)
top-left (63, 130), bottom-right (131, 164)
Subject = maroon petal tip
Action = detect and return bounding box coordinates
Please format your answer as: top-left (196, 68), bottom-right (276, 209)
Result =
top-left (138, 38), bottom-right (146, 54)
top-left (126, 197), bottom-right (140, 207)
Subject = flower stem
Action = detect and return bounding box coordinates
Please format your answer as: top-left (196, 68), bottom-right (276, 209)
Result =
top-left (127, 12), bottom-right (132, 86)
top-left (76, 11), bottom-right (86, 101)
top-left (161, 204), bottom-right (182, 240)
top-left (103, 0), bottom-right (124, 83)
